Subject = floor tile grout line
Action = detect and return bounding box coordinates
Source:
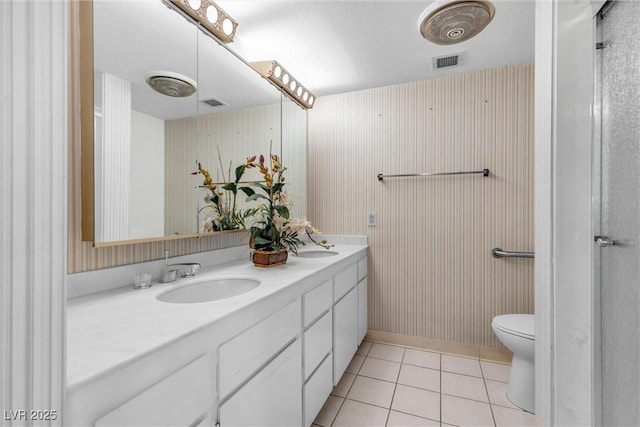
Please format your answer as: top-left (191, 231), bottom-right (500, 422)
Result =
top-left (384, 383), bottom-right (396, 427)
top-left (439, 353), bottom-right (443, 426)
top-left (366, 354), bottom-right (405, 364)
top-left (389, 408), bottom-right (441, 425)
top-left (329, 395), bottom-right (347, 427)
top-left (385, 348), bottom-right (402, 427)
top-left (441, 391), bottom-right (492, 405)
top-left (480, 363), bottom-right (498, 427)
top-left (342, 396), bottom-right (392, 412)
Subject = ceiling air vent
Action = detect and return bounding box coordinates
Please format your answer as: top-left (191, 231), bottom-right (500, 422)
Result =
top-left (202, 97), bottom-right (225, 108)
top-left (432, 53), bottom-right (465, 70)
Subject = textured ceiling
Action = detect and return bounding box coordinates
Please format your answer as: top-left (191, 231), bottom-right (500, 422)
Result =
top-left (94, 0), bottom-right (534, 119)
top-left (218, 0), bottom-right (535, 96)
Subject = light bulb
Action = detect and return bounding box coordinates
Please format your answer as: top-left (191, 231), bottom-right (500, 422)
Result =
top-left (282, 73), bottom-right (290, 85)
top-left (187, 0), bottom-right (201, 10)
top-left (274, 65), bottom-right (282, 79)
top-left (302, 92), bottom-right (309, 102)
top-left (308, 96), bottom-right (315, 106)
top-left (206, 5), bottom-right (218, 23)
top-left (222, 18), bottom-right (234, 36)
top-left (290, 80), bottom-right (297, 91)
top-left (296, 87), bottom-right (303, 97)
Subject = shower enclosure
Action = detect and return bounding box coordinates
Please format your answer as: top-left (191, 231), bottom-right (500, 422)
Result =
top-left (594, 1), bottom-right (640, 425)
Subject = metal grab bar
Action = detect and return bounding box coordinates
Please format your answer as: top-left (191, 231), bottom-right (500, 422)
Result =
top-left (377, 168), bottom-right (489, 181)
top-left (491, 248), bottom-right (534, 259)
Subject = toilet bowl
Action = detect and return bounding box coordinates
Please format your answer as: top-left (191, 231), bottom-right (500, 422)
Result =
top-left (491, 314), bottom-right (535, 413)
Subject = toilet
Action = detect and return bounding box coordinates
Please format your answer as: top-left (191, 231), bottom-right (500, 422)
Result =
top-left (491, 314), bottom-right (535, 413)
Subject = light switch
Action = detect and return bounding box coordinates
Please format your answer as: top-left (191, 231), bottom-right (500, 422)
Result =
top-left (367, 211), bottom-right (377, 227)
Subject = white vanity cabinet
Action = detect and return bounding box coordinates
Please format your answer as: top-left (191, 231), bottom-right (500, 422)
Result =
top-left (332, 259), bottom-right (368, 385)
top-left (67, 243), bottom-right (367, 427)
top-left (219, 339), bottom-right (302, 427)
top-left (218, 301), bottom-right (300, 400)
top-left (333, 287), bottom-right (358, 384)
top-left (302, 280), bottom-right (334, 427)
top-left (93, 355), bottom-right (210, 427)
top-left (357, 257), bottom-right (368, 343)
top-left (217, 258), bottom-right (368, 427)
top-left (217, 301), bottom-right (302, 426)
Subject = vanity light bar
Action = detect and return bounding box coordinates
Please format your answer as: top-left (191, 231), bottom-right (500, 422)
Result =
top-left (170, 0), bottom-right (238, 44)
top-left (250, 60), bottom-right (316, 110)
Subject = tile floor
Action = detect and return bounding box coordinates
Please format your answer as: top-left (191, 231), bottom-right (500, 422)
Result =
top-left (313, 341), bottom-right (537, 427)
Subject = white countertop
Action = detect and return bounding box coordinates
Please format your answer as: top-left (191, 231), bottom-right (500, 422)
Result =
top-left (66, 242), bottom-right (367, 391)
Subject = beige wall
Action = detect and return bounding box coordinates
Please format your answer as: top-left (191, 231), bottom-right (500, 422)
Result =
top-left (307, 64), bottom-right (534, 349)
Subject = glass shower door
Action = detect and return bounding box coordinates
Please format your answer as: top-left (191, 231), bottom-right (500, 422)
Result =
top-left (595, 1), bottom-right (640, 425)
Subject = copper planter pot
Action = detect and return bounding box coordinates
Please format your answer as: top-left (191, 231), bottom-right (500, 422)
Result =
top-left (251, 248), bottom-right (288, 268)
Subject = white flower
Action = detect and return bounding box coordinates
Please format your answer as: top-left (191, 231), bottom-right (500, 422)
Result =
top-left (285, 217), bottom-right (319, 235)
top-left (201, 216), bottom-right (215, 232)
top-left (272, 214), bottom-right (288, 231)
top-left (276, 191), bottom-right (292, 208)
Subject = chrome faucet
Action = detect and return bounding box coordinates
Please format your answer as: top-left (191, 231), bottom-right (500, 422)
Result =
top-left (160, 262), bottom-right (201, 283)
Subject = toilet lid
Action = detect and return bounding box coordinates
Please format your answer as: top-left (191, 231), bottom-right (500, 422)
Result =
top-left (492, 314), bottom-right (535, 340)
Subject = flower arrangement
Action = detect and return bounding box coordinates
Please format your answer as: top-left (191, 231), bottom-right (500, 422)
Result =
top-left (244, 153), bottom-right (332, 255)
top-left (193, 159), bottom-right (253, 232)
top-left (193, 149), bottom-right (332, 259)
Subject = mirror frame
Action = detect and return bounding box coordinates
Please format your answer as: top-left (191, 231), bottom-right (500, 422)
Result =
top-left (79, 0), bottom-right (93, 242)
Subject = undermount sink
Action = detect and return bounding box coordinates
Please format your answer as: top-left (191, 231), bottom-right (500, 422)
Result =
top-left (296, 250), bottom-right (338, 258)
top-left (157, 278), bottom-right (260, 304)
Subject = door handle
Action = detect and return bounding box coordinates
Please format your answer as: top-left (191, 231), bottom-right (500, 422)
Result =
top-left (595, 236), bottom-right (617, 247)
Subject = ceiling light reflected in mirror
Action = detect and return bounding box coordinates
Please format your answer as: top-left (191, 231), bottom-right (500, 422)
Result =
top-left (251, 60), bottom-right (316, 109)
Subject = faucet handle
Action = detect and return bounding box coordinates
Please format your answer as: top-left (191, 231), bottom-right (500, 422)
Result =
top-left (181, 263), bottom-right (201, 277)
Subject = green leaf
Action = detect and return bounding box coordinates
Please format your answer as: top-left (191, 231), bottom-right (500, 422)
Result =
top-left (235, 164), bottom-right (246, 183)
top-left (246, 193), bottom-right (269, 202)
top-left (272, 183), bottom-right (284, 193)
top-left (256, 183), bottom-right (271, 194)
top-left (239, 186), bottom-right (255, 197)
top-left (222, 182), bottom-right (236, 192)
top-left (274, 205), bottom-right (289, 219)
top-left (252, 235), bottom-right (272, 245)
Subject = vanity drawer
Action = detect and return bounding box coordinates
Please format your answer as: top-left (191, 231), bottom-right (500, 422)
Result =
top-left (220, 339), bottom-right (302, 427)
top-left (358, 257), bottom-right (367, 281)
top-left (304, 354), bottom-right (333, 427)
top-left (94, 355), bottom-right (208, 427)
top-left (304, 311), bottom-right (332, 380)
top-left (219, 300), bottom-right (300, 399)
top-left (303, 279), bottom-right (332, 326)
top-left (334, 264), bottom-right (358, 302)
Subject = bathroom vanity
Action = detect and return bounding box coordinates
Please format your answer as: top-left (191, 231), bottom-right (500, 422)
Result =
top-left (65, 238), bottom-right (367, 426)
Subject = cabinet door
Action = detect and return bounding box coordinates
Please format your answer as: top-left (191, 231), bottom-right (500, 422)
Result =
top-left (304, 311), bottom-right (332, 380)
top-left (334, 264), bottom-right (358, 302)
top-left (333, 288), bottom-right (358, 384)
top-left (94, 355), bottom-right (209, 427)
top-left (218, 300), bottom-right (300, 399)
top-left (219, 339), bottom-right (302, 427)
top-left (357, 278), bottom-right (368, 344)
top-left (304, 354), bottom-right (333, 427)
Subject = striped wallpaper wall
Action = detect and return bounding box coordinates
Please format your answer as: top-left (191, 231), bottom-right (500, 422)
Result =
top-left (307, 64), bottom-right (534, 349)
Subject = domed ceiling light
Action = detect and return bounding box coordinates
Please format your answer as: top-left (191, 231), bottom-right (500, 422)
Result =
top-left (146, 71), bottom-right (197, 97)
top-left (169, 0), bottom-right (238, 44)
top-left (418, 0), bottom-right (495, 45)
top-left (251, 60), bottom-right (316, 110)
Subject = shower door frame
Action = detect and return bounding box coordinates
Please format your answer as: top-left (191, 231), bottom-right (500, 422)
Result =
top-left (534, 0), bottom-right (606, 425)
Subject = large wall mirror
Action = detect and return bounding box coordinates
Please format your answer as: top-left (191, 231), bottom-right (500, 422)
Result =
top-left (83, 0), bottom-right (307, 246)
